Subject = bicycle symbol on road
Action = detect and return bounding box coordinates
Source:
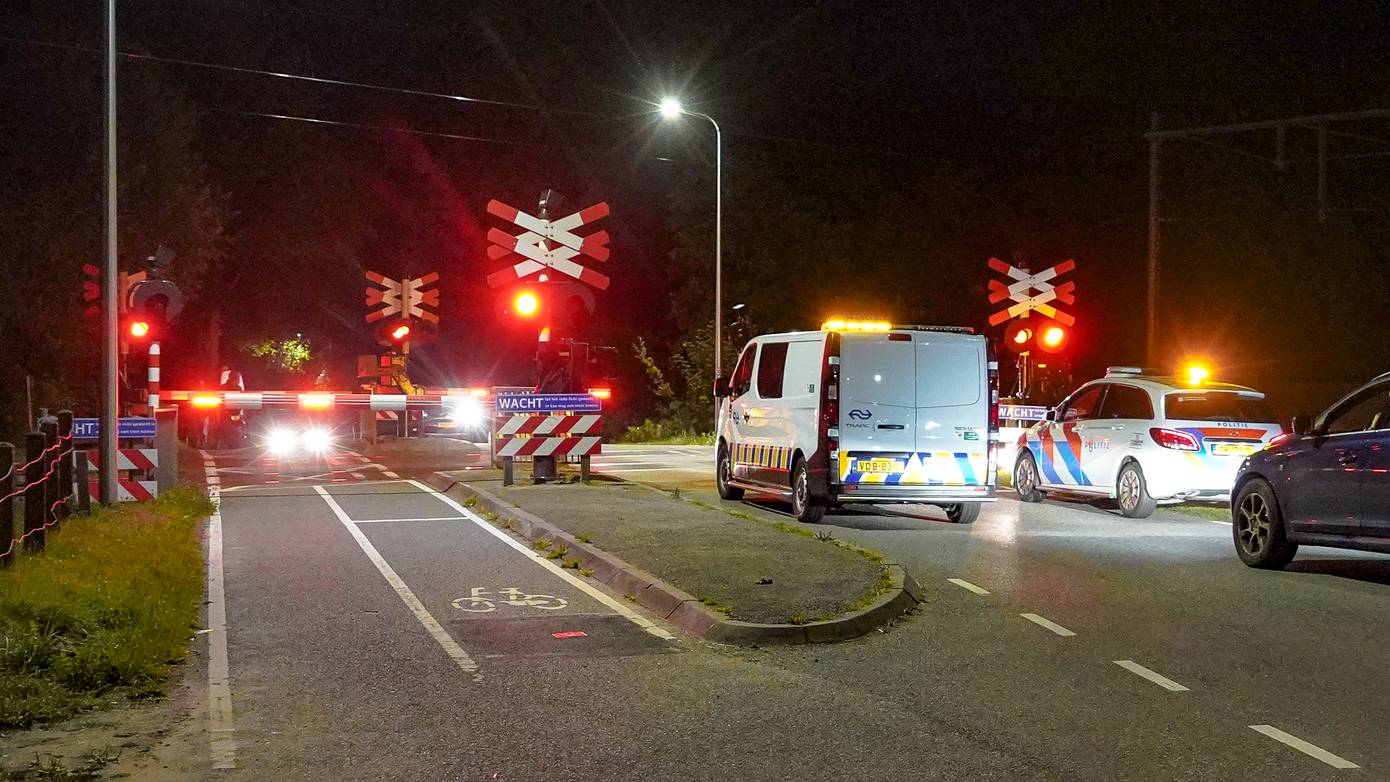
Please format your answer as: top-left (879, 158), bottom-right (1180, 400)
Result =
top-left (451, 587), bottom-right (569, 613)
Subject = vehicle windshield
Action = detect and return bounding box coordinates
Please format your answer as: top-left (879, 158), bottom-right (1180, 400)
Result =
top-left (1164, 391), bottom-right (1278, 423)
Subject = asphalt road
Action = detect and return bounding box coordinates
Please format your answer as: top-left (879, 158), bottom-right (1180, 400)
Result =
top-left (197, 442), bottom-right (1389, 780)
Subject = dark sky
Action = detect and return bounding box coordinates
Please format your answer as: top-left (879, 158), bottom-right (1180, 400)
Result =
top-left (6, 0), bottom-right (1388, 407)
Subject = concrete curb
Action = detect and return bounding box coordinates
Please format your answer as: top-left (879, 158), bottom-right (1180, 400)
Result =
top-left (425, 472), bottom-right (923, 645)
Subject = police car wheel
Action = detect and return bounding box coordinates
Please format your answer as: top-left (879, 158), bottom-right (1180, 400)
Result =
top-left (791, 459), bottom-right (825, 524)
top-left (943, 503), bottom-right (980, 524)
top-left (716, 443), bottom-right (744, 501)
top-left (1232, 479), bottom-right (1298, 569)
top-left (1116, 462), bottom-right (1157, 518)
top-left (1013, 453), bottom-right (1045, 503)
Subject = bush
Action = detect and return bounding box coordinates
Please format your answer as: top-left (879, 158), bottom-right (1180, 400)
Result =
top-left (617, 419), bottom-right (714, 445)
top-left (0, 487), bottom-right (212, 729)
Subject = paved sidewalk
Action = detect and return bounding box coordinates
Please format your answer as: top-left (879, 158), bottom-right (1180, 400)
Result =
top-left (441, 472), bottom-right (891, 626)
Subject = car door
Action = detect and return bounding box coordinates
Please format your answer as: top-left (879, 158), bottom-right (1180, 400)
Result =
top-left (1037, 384), bottom-right (1106, 488)
top-left (726, 343), bottom-right (759, 481)
top-left (1089, 383), bottom-right (1155, 490)
top-left (1282, 382), bottom-right (1385, 536)
top-left (1340, 381), bottom-right (1390, 537)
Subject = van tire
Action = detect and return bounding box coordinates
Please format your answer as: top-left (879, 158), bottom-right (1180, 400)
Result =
top-left (1116, 461), bottom-right (1157, 519)
top-left (717, 443), bottom-right (744, 501)
top-left (943, 503), bottom-right (981, 524)
top-left (790, 458), bottom-right (826, 524)
top-left (1014, 452), bottom-right (1045, 503)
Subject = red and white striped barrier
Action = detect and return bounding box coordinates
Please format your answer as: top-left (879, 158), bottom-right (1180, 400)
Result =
top-left (496, 435), bottom-right (601, 458)
top-left (87, 479), bottom-right (158, 502)
top-left (84, 448), bottom-right (158, 471)
top-left (164, 391), bottom-right (478, 410)
top-left (495, 414), bottom-right (602, 437)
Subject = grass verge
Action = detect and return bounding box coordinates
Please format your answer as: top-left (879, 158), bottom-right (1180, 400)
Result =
top-left (0, 487), bottom-right (212, 730)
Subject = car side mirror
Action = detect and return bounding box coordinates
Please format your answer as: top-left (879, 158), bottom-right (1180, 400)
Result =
top-left (713, 375), bottom-right (732, 398)
top-left (1045, 407), bottom-right (1058, 422)
top-left (1290, 413), bottom-right (1314, 436)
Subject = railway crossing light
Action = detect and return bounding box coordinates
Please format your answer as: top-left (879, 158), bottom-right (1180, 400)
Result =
top-left (1003, 320), bottom-right (1034, 352)
top-left (513, 290), bottom-right (540, 318)
top-left (391, 323), bottom-right (412, 341)
top-left (1035, 322), bottom-right (1069, 354)
top-left (128, 319), bottom-right (151, 339)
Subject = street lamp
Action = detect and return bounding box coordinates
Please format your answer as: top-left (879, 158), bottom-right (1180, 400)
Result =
top-left (659, 97), bottom-right (724, 383)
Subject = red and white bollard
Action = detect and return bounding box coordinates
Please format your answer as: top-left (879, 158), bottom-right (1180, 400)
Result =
top-left (147, 341), bottom-right (160, 413)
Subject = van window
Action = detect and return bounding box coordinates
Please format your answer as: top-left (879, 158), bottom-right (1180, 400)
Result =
top-left (756, 342), bottom-right (788, 399)
top-left (842, 337), bottom-right (916, 407)
top-left (731, 343), bottom-right (757, 398)
top-left (1097, 384), bottom-right (1153, 420)
top-left (915, 339), bottom-right (981, 407)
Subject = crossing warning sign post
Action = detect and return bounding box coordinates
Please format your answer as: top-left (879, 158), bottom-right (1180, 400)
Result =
top-left (485, 199), bottom-right (610, 290)
top-left (987, 256), bottom-right (1079, 398)
top-left (491, 393), bottom-right (604, 486)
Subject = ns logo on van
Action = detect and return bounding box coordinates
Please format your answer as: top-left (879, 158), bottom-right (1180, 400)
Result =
top-left (847, 409), bottom-right (872, 420)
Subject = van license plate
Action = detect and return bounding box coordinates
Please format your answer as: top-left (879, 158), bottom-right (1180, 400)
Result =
top-left (856, 459), bottom-right (898, 473)
top-left (1209, 443), bottom-right (1256, 457)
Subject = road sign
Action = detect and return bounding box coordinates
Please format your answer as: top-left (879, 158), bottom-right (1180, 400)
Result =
top-left (365, 271), bottom-right (440, 324)
top-left (495, 435), bottom-right (601, 458)
top-left (495, 413), bottom-right (602, 437)
top-left (987, 257), bottom-right (1077, 327)
top-left (71, 417), bottom-right (157, 440)
top-left (485, 199), bottom-right (610, 290)
top-left (494, 393), bottom-right (602, 413)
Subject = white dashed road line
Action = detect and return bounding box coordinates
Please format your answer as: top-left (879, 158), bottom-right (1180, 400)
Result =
top-left (197, 450), bottom-right (237, 770)
top-left (405, 479), bottom-right (677, 641)
top-left (313, 486), bottom-right (484, 681)
top-left (1113, 660), bottom-right (1189, 692)
top-left (1019, 613), bottom-right (1077, 637)
top-left (947, 578), bottom-right (991, 595)
top-left (1249, 725), bottom-right (1360, 769)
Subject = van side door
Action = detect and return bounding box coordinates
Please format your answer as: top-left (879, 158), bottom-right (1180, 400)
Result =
top-left (726, 343), bottom-right (759, 480)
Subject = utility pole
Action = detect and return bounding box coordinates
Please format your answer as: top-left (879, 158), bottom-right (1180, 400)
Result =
top-left (1145, 112), bottom-right (1161, 367)
top-left (99, 0), bottom-right (118, 504)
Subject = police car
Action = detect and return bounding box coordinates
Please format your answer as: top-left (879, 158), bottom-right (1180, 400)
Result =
top-left (714, 320), bottom-right (997, 524)
top-left (1012, 367), bottom-right (1283, 517)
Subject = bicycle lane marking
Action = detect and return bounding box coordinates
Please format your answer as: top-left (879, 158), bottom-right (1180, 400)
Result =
top-left (404, 479), bottom-right (677, 641)
top-left (312, 485), bottom-right (484, 681)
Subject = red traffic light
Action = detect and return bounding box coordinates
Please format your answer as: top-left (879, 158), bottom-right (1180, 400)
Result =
top-left (1036, 323), bottom-right (1068, 353)
top-left (513, 291), bottom-right (540, 317)
top-left (391, 323), bottom-right (411, 341)
top-left (129, 320), bottom-right (151, 338)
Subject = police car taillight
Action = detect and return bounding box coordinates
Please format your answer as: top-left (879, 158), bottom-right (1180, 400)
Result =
top-left (1150, 427), bottom-right (1200, 451)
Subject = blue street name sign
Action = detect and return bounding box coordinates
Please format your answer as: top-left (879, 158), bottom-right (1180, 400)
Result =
top-left (71, 417), bottom-right (158, 440)
top-left (494, 394), bottom-right (602, 413)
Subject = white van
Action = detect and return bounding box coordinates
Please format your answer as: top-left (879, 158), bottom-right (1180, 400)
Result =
top-left (714, 322), bottom-right (998, 523)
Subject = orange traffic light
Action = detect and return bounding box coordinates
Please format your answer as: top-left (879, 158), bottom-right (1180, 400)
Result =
top-left (513, 291), bottom-right (540, 317)
top-left (129, 320), bottom-right (151, 338)
top-left (391, 323), bottom-right (411, 341)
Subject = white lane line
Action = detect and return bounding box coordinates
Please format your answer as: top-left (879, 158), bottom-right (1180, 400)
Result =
top-left (404, 479), bottom-right (677, 641)
top-left (946, 578), bottom-right (990, 595)
top-left (592, 466), bottom-right (705, 473)
top-left (1113, 660), bottom-right (1189, 692)
top-left (197, 450), bottom-right (236, 770)
top-left (1019, 613), bottom-right (1076, 637)
top-left (1249, 725), bottom-right (1360, 769)
top-left (312, 486), bottom-right (483, 681)
top-left (352, 516), bottom-right (465, 524)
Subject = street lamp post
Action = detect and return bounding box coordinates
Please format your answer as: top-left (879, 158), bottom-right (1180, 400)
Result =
top-left (659, 98), bottom-right (723, 382)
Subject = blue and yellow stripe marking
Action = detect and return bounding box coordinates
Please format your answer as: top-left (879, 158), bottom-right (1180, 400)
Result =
top-left (735, 442), bottom-right (792, 471)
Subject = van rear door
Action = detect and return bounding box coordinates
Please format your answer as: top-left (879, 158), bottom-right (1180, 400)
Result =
top-left (838, 333), bottom-right (917, 480)
top-left (913, 334), bottom-right (988, 486)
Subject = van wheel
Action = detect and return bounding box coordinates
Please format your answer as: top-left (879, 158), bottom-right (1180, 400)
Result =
top-left (943, 503), bottom-right (981, 524)
top-left (1233, 479), bottom-right (1297, 569)
top-left (717, 443), bottom-right (744, 500)
top-left (790, 459), bottom-right (825, 524)
top-left (1013, 452), bottom-right (1045, 503)
top-left (1116, 461), bottom-right (1157, 518)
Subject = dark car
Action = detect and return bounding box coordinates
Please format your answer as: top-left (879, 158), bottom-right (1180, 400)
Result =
top-left (1231, 372), bottom-right (1390, 568)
